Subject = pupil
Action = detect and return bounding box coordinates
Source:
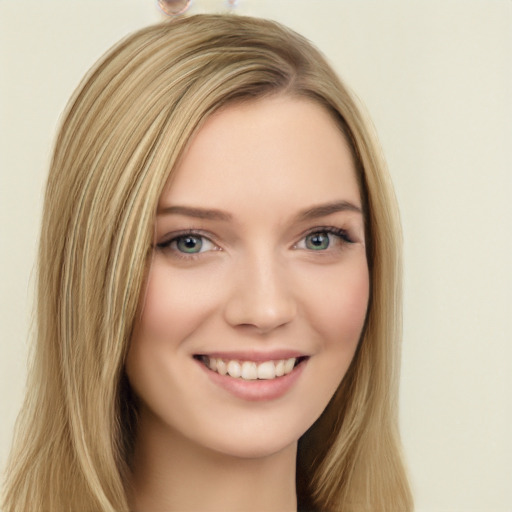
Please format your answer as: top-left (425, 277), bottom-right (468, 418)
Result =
top-left (307, 233), bottom-right (329, 250)
top-left (178, 236), bottom-right (202, 253)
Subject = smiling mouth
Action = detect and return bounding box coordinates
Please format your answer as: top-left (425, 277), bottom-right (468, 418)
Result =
top-left (194, 355), bottom-right (308, 381)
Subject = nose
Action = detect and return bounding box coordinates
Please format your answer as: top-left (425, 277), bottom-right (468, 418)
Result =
top-left (223, 252), bottom-right (297, 334)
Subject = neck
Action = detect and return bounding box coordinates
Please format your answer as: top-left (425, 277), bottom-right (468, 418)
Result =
top-left (129, 409), bottom-right (298, 512)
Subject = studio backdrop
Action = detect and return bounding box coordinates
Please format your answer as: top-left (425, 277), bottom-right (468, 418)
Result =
top-left (1, 1), bottom-right (511, 511)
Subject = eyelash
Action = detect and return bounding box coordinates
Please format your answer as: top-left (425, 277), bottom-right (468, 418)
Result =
top-left (156, 230), bottom-right (218, 260)
top-left (297, 226), bottom-right (354, 249)
top-left (156, 226), bottom-right (354, 259)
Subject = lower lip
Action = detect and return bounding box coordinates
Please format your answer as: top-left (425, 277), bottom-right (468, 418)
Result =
top-left (195, 359), bottom-right (307, 402)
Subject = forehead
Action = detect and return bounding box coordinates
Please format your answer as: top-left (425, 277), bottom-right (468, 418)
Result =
top-left (160, 95), bottom-right (360, 214)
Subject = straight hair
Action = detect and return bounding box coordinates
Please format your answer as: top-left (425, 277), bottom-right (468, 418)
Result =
top-left (3, 14), bottom-right (413, 512)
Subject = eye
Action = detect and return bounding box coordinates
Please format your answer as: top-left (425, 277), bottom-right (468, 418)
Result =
top-left (157, 232), bottom-right (218, 256)
top-left (295, 228), bottom-right (353, 251)
top-left (305, 232), bottom-right (330, 250)
top-left (175, 235), bottom-right (206, 254)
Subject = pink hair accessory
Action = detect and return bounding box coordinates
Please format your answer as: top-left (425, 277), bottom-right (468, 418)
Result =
top-left (157, 0), bottom-right (192, 16)
top-left (157, 0), bottom-right (239, 17)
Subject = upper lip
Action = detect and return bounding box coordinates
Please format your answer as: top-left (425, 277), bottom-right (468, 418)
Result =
top-left (194, 350), bottom-right (308, 362)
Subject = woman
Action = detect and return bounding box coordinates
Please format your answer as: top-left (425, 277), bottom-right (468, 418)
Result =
top-left (3, 14), bottom-right (413, 512)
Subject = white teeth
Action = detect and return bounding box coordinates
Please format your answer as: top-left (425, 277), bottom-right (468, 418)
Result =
top-left (284, 357), bottom-right (296, 374)
top-left (257, 361), bottom-right (275, 380)
top-left (227, 360), bottom-right (241, 378)
top-left (202, 356), bottom-right (300, 380)
top-left (216, 359), bottom-right (227, 375)
top-left (274, 360), bottom-right (285, 377)
top-left (241, 361), bottom-right (258, 380)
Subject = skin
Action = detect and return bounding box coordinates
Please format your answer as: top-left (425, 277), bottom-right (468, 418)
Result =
top-left (126, 95), bottom-right (370, 512)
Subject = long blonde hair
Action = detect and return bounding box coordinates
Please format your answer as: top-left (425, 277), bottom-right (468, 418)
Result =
top-left (3, 14), bottom-right (413, 512)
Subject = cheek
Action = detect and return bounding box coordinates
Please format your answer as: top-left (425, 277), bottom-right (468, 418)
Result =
top-left (281, 260), bottom-right (369, 439)
top-left (305, 260), bottom-right (370, 350)
top-left (126, 261), bottom-right (221, 399)
top-left (135, 259), bottom-right (221, 344)
top-left (297, 261), bottom-right (369, 414)
top-left (125, 261), bottom-right (222, 419)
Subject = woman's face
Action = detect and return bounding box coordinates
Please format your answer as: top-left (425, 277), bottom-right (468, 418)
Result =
top-left (126, 95), bottom-right (369, 459)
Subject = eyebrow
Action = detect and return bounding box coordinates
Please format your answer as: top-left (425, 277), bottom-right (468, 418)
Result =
top-left (158, 205), bottom-right (232, 221)
top-left (294, 200), bottom-right (363, 222)
top-left (157, 200), bottom-right (362, 222)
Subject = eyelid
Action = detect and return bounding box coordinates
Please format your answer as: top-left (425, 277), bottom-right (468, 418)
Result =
top-left (155, 225), bottom-right (357, 256)
top-left (293, 226), bottom-right (354, 250)
top-left (156, 229), bottom-right (220, 255)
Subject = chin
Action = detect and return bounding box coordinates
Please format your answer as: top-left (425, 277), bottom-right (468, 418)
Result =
top-left (204, 430), bottom-right (301, 460)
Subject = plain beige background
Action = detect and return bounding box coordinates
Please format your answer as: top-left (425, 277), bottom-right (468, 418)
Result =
top-left (1, 1), bottom-right (511, 511)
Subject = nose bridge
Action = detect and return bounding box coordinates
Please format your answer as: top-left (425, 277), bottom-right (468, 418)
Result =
top-left (223, 244), bottom-right (296, 333)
